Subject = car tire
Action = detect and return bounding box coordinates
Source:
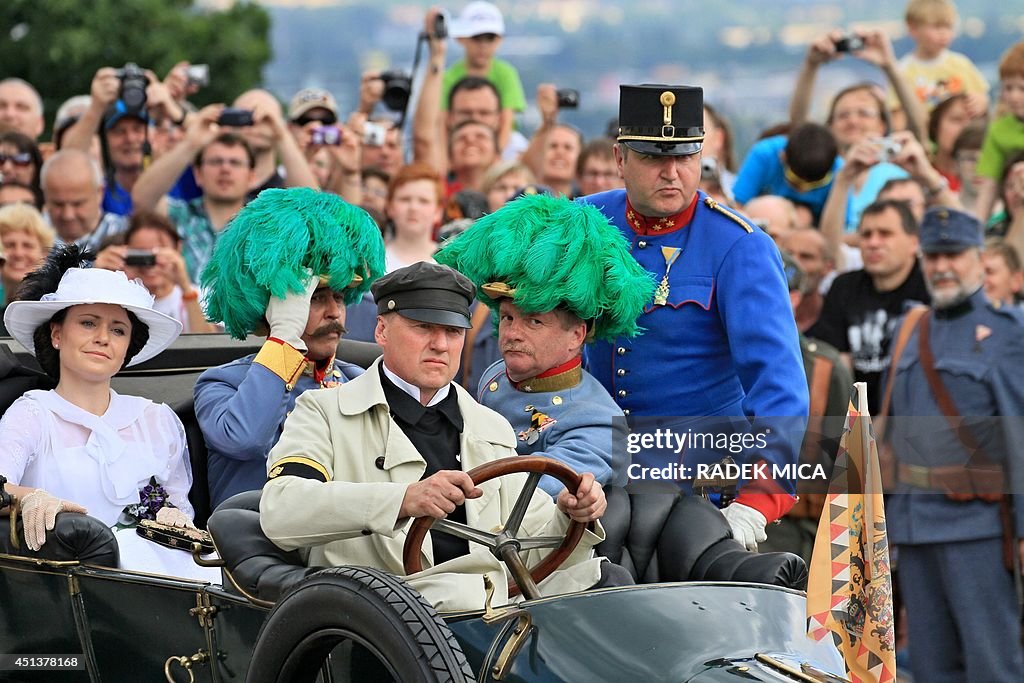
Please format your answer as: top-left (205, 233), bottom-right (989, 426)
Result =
top-left (246, 565), bottom-right (474, 683)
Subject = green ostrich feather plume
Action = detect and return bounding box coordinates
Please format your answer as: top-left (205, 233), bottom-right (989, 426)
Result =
top-left (202, 188), bottom-right (386, 339)
top-left (435, 194), bottom-right (655, 340)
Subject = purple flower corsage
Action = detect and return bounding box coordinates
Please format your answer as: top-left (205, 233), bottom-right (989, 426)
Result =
top-left (120, 476), bottom-right (175, 525)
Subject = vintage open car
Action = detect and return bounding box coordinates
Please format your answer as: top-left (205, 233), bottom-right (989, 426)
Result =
top-left (0, 334), bottom-right (848, 683)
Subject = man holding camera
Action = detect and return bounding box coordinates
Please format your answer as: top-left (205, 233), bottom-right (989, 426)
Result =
top-left (131, 105), bottom-right (257, 285)
top-left (61, 65), bottom-right (191, 217)
top-left (228, 88), bottom-right (318, 199)
top-left (578, 85), bottom-right (809, 550)
top-left (287, 87), bottom-right (364, 205)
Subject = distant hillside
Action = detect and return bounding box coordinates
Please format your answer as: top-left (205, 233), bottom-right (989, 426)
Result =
top-left (260, 0), bottom-right (1021, 158)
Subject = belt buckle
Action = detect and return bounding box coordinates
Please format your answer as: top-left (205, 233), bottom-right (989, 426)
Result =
top-left (903, 464), bottom-right (932, 489)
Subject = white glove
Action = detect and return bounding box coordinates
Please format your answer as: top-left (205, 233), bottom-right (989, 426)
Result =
top-left (265, 271), bottom-right (319, 353)
top-left (722, 503), bottom-right (768, 552)
top-left (156, 505), bottom-right (193, 528)
top-left (20, 490), bottom-right (88, 552)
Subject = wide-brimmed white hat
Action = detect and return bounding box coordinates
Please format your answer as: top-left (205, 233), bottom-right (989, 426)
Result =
top-left (3, 268), bottom-right (183, 367)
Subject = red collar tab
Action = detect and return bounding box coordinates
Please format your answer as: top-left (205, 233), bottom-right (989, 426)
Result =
top-left (625, 194), bottom-right (697, 236)
top-left (303, 356), bottom-right (337, 386)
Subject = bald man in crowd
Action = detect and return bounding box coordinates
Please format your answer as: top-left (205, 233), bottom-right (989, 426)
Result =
top-left (40, 150), bottom-right (126, 249)
top-left (744, 195), bottom-right (799, 247)
top-left (0, 78), bottom-right (44, 141)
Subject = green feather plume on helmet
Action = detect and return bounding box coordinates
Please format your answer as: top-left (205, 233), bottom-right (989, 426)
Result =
top-left (434, 193), bottom-right (655, 341)
top-left (202, 187), bottom-right (386, 340)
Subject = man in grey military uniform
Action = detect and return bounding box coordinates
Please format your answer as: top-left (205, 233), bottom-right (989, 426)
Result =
top-left (434, 193), bottom-right (654, 499)
top-left (885, 206), bottom-right (1024, 682)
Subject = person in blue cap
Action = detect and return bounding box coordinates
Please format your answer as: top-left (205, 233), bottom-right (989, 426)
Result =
top-left (578, 84), bottom-right (809, 550)
top-left (883, 206), bottom-right (1024, 682)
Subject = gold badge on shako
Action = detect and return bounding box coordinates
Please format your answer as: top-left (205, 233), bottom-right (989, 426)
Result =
top-left (518, 409), bottom-right (557, 445)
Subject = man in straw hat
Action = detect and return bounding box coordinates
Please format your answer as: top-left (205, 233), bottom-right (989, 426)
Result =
top-left (578, 84), bottom-right (809, 550)
top-left (194, 188), bottom-right (385, 509)
top-left (435, 193), bottom-right (654, 497)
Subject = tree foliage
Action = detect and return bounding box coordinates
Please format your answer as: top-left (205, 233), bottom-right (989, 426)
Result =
top-left (0, 0), bottom-right (271, 137)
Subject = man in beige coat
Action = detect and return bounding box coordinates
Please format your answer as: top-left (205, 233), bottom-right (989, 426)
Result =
top-left (260, 262), bottom-right (609, 612)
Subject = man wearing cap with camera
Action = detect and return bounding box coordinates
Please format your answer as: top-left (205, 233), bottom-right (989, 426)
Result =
top-left (260, 261), bottom-right (611, 611)
top-left (60, 65), bottom-right (191, 217)
top-left (578, 85), bottom-right (809, 550)
top-left (882, 207), bottom-right (1024, 683)
top-left (286, 87), bottom-right (364, 205)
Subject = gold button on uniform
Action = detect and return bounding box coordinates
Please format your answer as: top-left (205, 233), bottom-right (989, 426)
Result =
top-left (552, 396), bottom-right (563, 405)
top-left (489, 381), bottom-right (499, 392)
top-left (617, 369), bottom-right (626, 377)
top-left (638, 241), bottom-right (647, 249)
top-left (618, 390), bottom-right (627, 398)
top-left (617, 347), bottom-right (627, 356)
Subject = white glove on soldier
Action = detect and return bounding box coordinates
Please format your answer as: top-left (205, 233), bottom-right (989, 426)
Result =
top-left (722, 503), bottom-right (768, 552)
top-left (265, 271), bottom-right (319, 354)
top-left (156, 505), bottom-right (193, 528)
top-left (20, 490), bottom-right (88, 552)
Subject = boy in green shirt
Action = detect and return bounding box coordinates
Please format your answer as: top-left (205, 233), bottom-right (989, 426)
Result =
top-left (976, 41), bottom-right (1024, 221)
top-left (442, 1), bottom-right (526, 152)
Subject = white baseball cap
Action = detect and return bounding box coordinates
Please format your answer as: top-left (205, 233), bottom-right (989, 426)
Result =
top-left (451, 1), bottom-right (505, 38)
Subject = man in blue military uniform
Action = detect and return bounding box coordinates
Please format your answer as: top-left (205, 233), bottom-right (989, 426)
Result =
top-left (194, 188), bottom-right (385, 509)
top-left (435, 193), bottom-right (653, 497)
top-left (578, 85), bottom-right (809, 549)
top-left (885, 206), bottom-right (1024, 682)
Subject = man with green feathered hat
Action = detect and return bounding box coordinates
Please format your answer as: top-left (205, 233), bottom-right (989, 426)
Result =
top-left (435, 193), bottom-right (654, 497)
top-left (194, 187), bottom-right (385, 509)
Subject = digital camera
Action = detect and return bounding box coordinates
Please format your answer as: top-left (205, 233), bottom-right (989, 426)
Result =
top-left (311, 125), bottom-right (342, 146)
top-left (379, 71), bottom-right (412, 112)
top-left (556, 88), bottom-right (580, 109)
top-left (115, 62), bottom-right (149, 117)
top-left (217, 108), bottom-right (254, 127)
top-left (833, 33), bottom-right (865, 53)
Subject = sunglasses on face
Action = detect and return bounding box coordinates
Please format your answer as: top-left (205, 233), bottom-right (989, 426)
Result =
top-left (0, 153), bottom-right (32, 166)
top-left (294, 113), bottom-right (337, 127)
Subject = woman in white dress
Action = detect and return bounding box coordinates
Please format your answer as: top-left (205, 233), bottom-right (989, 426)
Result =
top-left (0, 248), bottom-right (217, 581)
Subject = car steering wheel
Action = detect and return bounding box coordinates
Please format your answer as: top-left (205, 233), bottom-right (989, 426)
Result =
top-left (402, 456), bottom-right (586, 600)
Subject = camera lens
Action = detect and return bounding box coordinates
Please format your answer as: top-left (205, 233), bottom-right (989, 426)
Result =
top-left (380, 71), bottom-right (412, 112)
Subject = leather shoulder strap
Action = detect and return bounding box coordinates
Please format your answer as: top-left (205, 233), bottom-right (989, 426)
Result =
top-left (917, 311), bottom-right (988, 461)
top-left (878, 306), bottom-right (929, 426)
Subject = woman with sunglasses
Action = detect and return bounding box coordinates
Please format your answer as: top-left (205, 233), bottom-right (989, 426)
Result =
top-left (0, 246), bottom-right (218, 580)
top-left (0, 131), bottom-right (43, 201)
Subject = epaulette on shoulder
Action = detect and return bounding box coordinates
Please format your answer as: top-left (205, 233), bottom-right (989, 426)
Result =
top-left (703, 197), bottom-right (753, 233)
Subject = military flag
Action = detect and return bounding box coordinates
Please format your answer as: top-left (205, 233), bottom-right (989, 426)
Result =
top-left (806, 382), bottom-right (896, 683)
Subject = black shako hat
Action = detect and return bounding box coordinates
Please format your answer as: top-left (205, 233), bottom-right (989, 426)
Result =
top-left (617, 84), bottom-right (704, 156)
top-left (371, 262), bottom-right (475, 328)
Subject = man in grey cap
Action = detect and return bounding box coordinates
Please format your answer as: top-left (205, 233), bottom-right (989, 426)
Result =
top-left (883, 206), bottom-right (1024, 682)
top-left (260, 262), bottom-right (610, 611)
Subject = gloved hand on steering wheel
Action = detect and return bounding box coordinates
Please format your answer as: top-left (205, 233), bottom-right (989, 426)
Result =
top-left (265, 270), bottom-right (319, 354)
top-left (20, 489), bottom-right (89, 552)
top-left (722, 502), bottom-right (767, 552)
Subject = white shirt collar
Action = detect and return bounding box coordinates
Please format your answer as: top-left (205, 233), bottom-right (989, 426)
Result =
top-left (381, 362), bottom-right (451, 407)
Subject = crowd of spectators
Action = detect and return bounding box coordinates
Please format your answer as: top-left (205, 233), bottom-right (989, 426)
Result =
top-left (1, 0), bottom-right (1024, 674)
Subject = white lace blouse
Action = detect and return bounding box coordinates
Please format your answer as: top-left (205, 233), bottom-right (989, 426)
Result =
top-left (0, 389), bottom-right (194, 526)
